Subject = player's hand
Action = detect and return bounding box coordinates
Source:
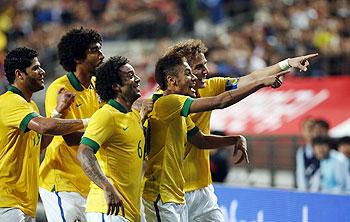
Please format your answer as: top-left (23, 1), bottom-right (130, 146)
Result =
top-left (270, 70), bottom-right (289, 88)
top-left (56, 87), bottom-right (75, 113)
top-left (233, 135), bottom-right (249, 164)
top-left (140, 99), bottom-right (153, 124)
top-left (261, 70), bottom-right (289, 88)
top-left (103, 183), bottom-right (125, 216)
top-left (288, 53), bottom-right (318, 72)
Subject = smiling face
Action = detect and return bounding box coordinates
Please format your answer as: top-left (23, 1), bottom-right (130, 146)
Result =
top-left (118, 63), bottom-right (141, 102)
top-left (191, 53), bottom-right (209, 90)
top-left (22, 57), bottom-right (46, 92)
top-left (172, 59), bottom-right (197, 97)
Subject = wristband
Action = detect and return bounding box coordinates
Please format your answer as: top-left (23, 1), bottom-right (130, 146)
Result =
top-left (278, 59), bottom-right (291, 71)
top-left (50, 109), bottom-right (62, 118)
top-left (82, 118), bottom-right (90, 129)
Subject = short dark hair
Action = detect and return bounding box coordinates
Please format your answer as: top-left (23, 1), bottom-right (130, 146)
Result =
top-left (155, 53), bottom-right (184, 90)
top-left (58, 27), bottom-right (102, 72)
top-left (312, 136), bottom-right (332, 147)
top-left (164, 39), bottom-right (207, 67)
top-left (95, 56), bottom-right (129, 101)
top-left (338, 136), bottom-right (350, 145)
top-left (4, 47), bottom-right (38, 84)
top-left (314, 118), bottom-right (330, 130)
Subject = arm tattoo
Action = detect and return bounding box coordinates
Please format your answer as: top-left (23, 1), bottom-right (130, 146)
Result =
top-left (78, 147), bottom-right (110, 189)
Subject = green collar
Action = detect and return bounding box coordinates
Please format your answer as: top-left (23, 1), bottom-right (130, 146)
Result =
top-left (152, 93), bottom-right (163, 102)
top-left (107, 99), bottom-right (128, 113)
top-left (67, 72), bottom-right (84, 91)
top-left (7, 85), bottom-right (25, 99)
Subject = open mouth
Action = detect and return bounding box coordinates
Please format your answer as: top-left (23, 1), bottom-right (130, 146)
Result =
top-left (135, 84), bottom-right (141, 92)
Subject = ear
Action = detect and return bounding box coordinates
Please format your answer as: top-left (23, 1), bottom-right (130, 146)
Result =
top-left (166, 75), bottom-right (177, 88)
top-left (15, 69), bottom-right (25, 81)
top-left (74, 58), bottom-right (82, 65)
top-left (112, 83), bottom-right (122, 93)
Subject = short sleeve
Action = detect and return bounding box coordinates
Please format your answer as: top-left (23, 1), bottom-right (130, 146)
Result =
top-left (81, 109), bottom-right (114, 153)
top-left (201, 77), bottom-right (239, 97)
top-left (155, 94), bottom-right (192, 121)
top-left (6, 97), bottom-right (40, 132)
top-left (186, 116), bottom-right (199, 138)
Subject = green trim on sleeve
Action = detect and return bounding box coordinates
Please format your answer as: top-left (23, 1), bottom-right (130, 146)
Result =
top-left (81, 137), bottom-right (100, 153)
top-left (187, 126), bottom-right (199, 138)
top-left (19, 112), bottom-right (40, 133)
top-left (181, 97), bottom-right (194, 117)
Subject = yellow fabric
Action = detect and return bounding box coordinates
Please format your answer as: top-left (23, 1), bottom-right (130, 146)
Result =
top-left (39, 73), bottom-right (100, 196)
top-left (143, 94), bottom-right (196, 204)
top-left (0, 90), bottom-right (41, 217)
top-left (82, 102), bottom-right (145, 222)
top-left (184, 77), bottom-right (238, 192)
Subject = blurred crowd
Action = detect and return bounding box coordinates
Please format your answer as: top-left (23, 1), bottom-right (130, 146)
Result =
top-left (0, 0), bottom-right (349, 195)
top-left (1, 0), bottom-right (350, 94)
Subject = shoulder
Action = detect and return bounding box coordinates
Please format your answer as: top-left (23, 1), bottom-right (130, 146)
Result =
top-left (47, 74), bottom-right (71, 92)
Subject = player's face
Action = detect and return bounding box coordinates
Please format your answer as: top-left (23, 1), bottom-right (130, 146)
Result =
top-left (119, 63), bottom-right (141, 102)
top-left (82, 42), bottom-right (105, 75)
top-left (313, 144), bottom-right (329, 160)
top-left (191, 53), bottom-right (208, 89)
top-left (175, 60), bottom-right (197, 97)
top-left (23, 57), bottom-right (46, 92)
top-left (339, 143), bottom-right (350, 158)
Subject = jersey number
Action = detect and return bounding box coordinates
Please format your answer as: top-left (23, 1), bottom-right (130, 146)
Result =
top-left (137, 140), bottom-right (142, 159)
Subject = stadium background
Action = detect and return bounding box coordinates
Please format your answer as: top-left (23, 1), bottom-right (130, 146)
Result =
top-left (1, 0), bottom-right (349, 221)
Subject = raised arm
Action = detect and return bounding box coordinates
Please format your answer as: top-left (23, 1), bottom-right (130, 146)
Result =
top-left (240, 53), bottom-right (318, 83)
top-left (77, 144), bottom-right (125, 216)
top-left (28, 117), bottom-right (86, 135)
top-left (189, 71), bottom-right (286, 113)
top-left (188, 131), bottom-right (249, 164)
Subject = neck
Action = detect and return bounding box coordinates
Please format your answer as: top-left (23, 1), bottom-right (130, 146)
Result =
top-left (12, 83), bottom-right (32, 102)
top-left (75, 67), bottom-right (93, 88)
top-left (115, 97), bottom-right (133, 112)
top-left (163, 88), bottom-right (177, 96)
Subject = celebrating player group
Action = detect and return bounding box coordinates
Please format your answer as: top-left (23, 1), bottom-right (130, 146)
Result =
top-left (0, 27), bottom-right (317, 222)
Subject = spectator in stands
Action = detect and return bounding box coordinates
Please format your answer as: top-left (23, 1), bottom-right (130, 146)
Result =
top-left (337, 136), bottom-right (350, 192)
top-left (310, 136), bottom-right (349, 194)
top-left (296, 117), bottom-right (318, 191)
top-left (296, 117), bottom-right (332, 191)
top-left (313, 118), bottom-right (330, 137)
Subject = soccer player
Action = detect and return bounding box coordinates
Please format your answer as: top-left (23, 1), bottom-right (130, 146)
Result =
top-left (162, 39), bottom-right (318, 221)
top-left (0, 47), bottom-right (87, 222)
top-left (77, 56), bottom-right (150, 222)
top-left (38, 27), bottom-right (105, 222)
top-left (141, 51), bottom-right (291, 222)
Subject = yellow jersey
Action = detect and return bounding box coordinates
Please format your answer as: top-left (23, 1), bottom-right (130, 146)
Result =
top-left (81, 99), bottom-right (145, 222)
top-left (0, 86), bottom-right (41, 217)
top-left (143, 94), bottom-right (198, 204)
top-left (184, 77), bottom-right (238, 192)
top-left (39, 72), bottom-right (100, 196)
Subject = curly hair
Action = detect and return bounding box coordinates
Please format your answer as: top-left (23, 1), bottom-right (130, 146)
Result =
top-left (155, 52), bottom-right (184, 90)
top-left (163, 39), bottom-right (207, 67)
top-left (58, 27), bottom-right (102, 72)
top-left (95, 56), bottom-right (129, 101)
top-left (4, 47), bottom-right (38, 84)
